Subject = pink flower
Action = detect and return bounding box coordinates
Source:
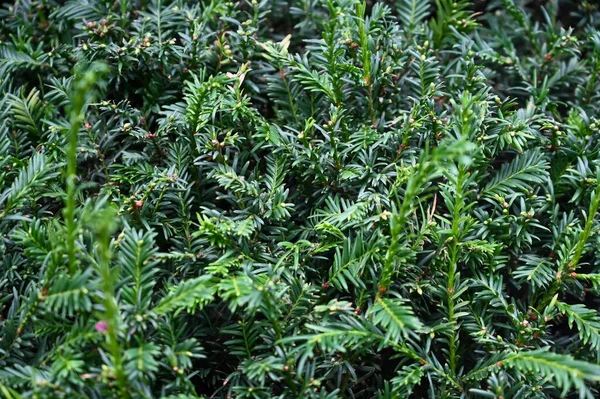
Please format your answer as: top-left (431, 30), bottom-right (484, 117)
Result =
top-left (95, 320), bottom-right (109, 333)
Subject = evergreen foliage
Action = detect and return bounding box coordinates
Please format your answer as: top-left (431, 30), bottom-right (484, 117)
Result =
top-left (1, 0), bottom-right (600, 398)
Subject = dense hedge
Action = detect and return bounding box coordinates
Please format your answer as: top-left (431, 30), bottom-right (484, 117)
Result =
top-left (2, 0), bottom-right (600, 398)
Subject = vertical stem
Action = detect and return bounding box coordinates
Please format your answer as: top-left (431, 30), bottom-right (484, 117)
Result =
top-left (447, 245), bottom-right (459, 376)
top-left (65, 91), bottom-right (84, 276)
top-left (379, 149), bottom-right (433, 296)
top-left (355, 2), bottom-right (375, 125)
top-left (96, 210), bottom-right (129, 398)
top-left (538, 179), bottom-right (600, 309)
top-left (64, 63), bottom-right (108, 276)
top-left (570, 180), bottom-right (600, 269)
top-left (446, 167), bottom-right (466, 377)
